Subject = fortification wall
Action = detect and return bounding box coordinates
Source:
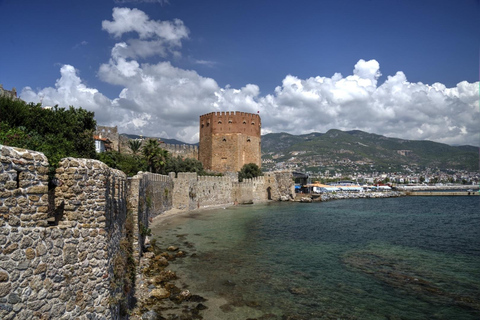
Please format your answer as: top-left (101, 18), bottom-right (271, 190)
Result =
top-left (0, 143), bottom-right (293, 319)
top-left (160, 143), bottom-right (198, 160)
top-left (194, 175), bottom-right (234, 208)
top-left (0, 146), bottom-right (129, 320)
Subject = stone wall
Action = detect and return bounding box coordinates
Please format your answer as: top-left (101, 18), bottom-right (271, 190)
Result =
top-left (160, 143), bottom-right (198, 161)
top-left (128, 172), bottom-right (174, 258)
top-left (0, 146), bottom-right (129, 320)
top-left (0, 143), bottom-right (294, 320)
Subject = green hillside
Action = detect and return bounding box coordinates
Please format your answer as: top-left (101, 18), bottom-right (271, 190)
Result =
top-left (261, 129), bottom-right (478, 173)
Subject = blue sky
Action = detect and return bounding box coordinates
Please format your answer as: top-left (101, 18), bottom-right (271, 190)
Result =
top-left (1, 0), bottom-right (479, 146)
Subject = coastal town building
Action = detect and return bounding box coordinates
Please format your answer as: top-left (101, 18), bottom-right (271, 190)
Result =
top-left (95, 125), bottom-right (120, 152)
top-left (199, 111), bottom-right (261, 173)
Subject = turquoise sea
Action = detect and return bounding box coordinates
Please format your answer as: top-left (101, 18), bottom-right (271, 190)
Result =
top-left (152, 196), bottom-right (480, 319)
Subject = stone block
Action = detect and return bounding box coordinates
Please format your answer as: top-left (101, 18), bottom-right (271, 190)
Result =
top-left (28, 195), bottom-right (40, 202)
top-left (0, 283), bottom-right (11, 297)
top-left (36, 206), bottom-right (49, 213)
top-left (3, 243), bottom-right (18, 255)
top-left (25, 248), bottom-right (36, 260)
top-left (27, 186), bottom-right (47, 194)
top-left (31, 212), bottom-right (48, 220)
top-left (34, 263), bottom-right (47, 275)
top-left (0, 272), bottom-right (8, 282)
top-left (63, 244), bottom-right (78, 265)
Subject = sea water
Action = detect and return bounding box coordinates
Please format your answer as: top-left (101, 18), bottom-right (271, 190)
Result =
top-left (152, 196), bottom-right (480, 319)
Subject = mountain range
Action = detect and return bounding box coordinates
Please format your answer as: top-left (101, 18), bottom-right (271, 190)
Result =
top-left (121, 130), bottom-right (478, 173)
top-left (261, 129), bottom-right (478, 173)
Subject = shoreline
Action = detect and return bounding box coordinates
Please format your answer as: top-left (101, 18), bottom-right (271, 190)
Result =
top-left (133, 191), bottom-right (475, 319)
top-left (150, 202), bottom-right (237, 229)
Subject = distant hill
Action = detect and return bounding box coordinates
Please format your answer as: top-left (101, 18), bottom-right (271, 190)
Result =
top-left (261, 129), bottom-right (478, 172)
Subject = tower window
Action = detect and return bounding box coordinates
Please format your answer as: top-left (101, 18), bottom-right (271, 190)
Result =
top-left (222, 137), bottom-right (227, 142)
top-left (251, 122), bottom-right (255, 125)
top-left (218, 120), bottom-right (222, 124)
top-left (243, 120), bottom-right (246, 124)
top-left (228, 119), bottom-right (233, 123)
top-left (247, 138), bottom-right (251, 142)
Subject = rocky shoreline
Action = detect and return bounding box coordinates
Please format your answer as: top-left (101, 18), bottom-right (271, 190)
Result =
top-left (130, 240), bottom-right (208, 320)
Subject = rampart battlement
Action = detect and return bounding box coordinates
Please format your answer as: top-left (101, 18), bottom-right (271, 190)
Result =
top-left (142, 172), bottom-right (170, 182)
top-left (159, 143), bottom-right (199, 161)
top-left (197, 175), bottom-right (232, 182)
top-left (199, 111), bottom-right (261, 136)
top-left (200, 111), bottom-right (261, 118)
top-left (161, 143), bottom-right (198, 152)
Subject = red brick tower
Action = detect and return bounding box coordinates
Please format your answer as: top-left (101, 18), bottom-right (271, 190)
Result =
top-left (199, 111), bottom-right (261, 173)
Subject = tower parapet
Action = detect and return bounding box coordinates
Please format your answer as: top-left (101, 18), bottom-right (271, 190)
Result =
top-left (199, 111), bottom-right (261, 173)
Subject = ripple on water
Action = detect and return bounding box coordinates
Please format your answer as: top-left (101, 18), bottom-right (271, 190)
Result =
top-left (153, 197), bottom-right (480, 319)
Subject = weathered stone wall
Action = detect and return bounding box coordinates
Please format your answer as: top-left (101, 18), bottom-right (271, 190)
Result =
top-left (264, 171), bottom-right (295, 201)
top-left (171, 171), bottom-right (294, 209)
top-left (160, 143), bottom-right (198, 161)
top-left (0, 146), bottom-right (128, 320)
top-left (194, 175), bottom-right (234, 208)
top-left (232, 172), bottom-right (295, 204)
top-left (171, 172), bottom-right (200, 211)
top-left (0, 143), bottom-right (293, 320)
top-left (129, 172), bottom-right (174, 257)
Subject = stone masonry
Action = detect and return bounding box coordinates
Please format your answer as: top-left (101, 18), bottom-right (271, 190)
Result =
top-left (0, 146), bottom-right (128, 320)
top-left (1, 143), bottom-right (294, 319)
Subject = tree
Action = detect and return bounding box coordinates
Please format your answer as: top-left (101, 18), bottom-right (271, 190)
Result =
top-left (141, 139), bottom-right (168, 173)
top-left (98, 151), bottom-right (147, 177)
top-left (0, 96), bottom-right (96, 177)
top-left (238, 163), bottom-right (262, 182)
top-left (165, 156), bottom-right (207, 175)
top-left (128, 139), bottom-right (142, 155)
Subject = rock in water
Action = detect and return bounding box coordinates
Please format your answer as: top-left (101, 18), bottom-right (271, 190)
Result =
top-left (150, 287), bottom-right (170, 299)
top-left (142, 310), bottom-right (160, 320)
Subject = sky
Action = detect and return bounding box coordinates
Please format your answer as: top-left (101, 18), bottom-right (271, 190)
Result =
top-left (0, 0), bottom-right (479, 147)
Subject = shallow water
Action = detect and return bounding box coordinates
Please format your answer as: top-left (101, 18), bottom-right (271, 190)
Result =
top-left (152, 197), bottom-right (480, 319)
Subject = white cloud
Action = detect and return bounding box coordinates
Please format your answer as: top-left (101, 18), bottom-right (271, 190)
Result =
top-left (21, 58), bottom-right (479, 146)
top-left (101, 7), bottom-right (188, 59)
top-left (20, 8), bottom-right (480, 147)
top-left (254, 61), bottom-right (479, 146)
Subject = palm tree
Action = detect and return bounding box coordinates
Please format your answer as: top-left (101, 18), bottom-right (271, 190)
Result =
top-left (128, 139), bottom-right (142, 155)
top-left (142, 139), bottom-right (160, 173)
top-left (141, 139), bottom-right (169, 173)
